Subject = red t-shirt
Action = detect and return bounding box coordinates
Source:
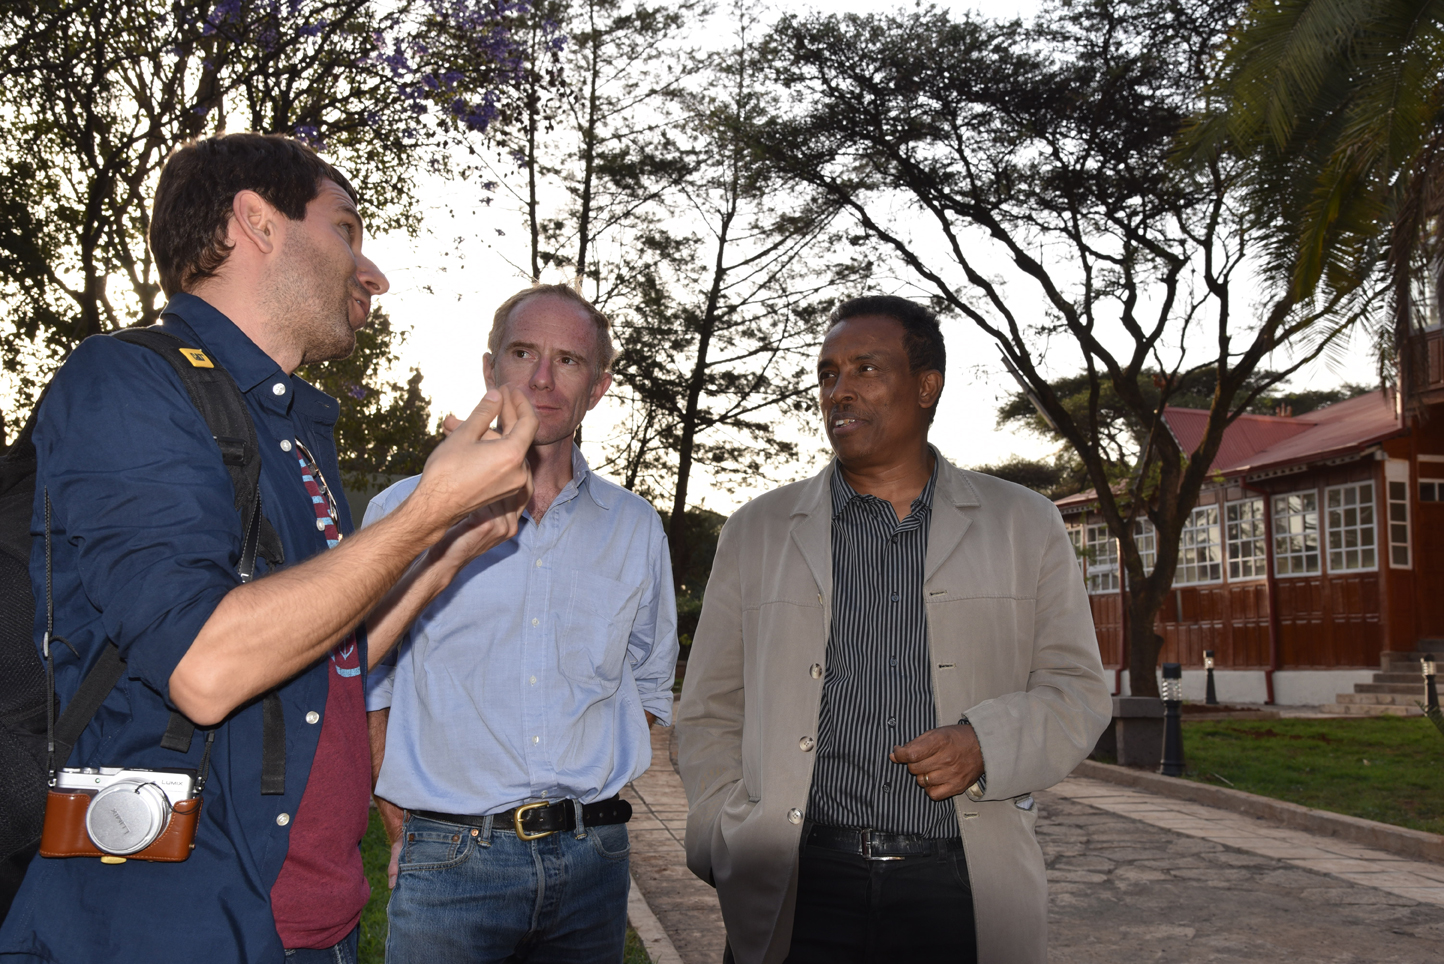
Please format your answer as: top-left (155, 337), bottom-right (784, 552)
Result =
top-left (269, 637), bottom-right (371, 948)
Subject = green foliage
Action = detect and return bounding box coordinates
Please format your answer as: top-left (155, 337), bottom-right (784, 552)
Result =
top-left (297, 309), bottom-right (441, 494)
top-left (0, 0), bottom-right (531, 441)
top-left (1183, 0), bottom-right (1444, 363)
top-left (359, 809), bottom-right (392, 963)
top-left (1422, 702), bottom-right (1444, 739)
top-left (1181, 717), bottom-right (1444, 835)
top-left (968, 454), bottom-right (1089, 501)
top-left (659, 506), bottom-right (725, 637)
top-left (624, 925), bottom-right (653, 964)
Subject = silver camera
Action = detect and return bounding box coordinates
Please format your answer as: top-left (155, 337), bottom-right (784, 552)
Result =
top-left (55, 767), bottom-right (198, 856)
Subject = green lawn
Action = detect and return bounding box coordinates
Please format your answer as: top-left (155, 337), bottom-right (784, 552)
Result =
top-left (1179, 716), bottom-right (1444, 835)
top-left (358, 811), bottom-right (650, 964)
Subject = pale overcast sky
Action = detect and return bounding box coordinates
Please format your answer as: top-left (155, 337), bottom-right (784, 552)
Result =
top-left (361, 0), bottom-right (1380, 514)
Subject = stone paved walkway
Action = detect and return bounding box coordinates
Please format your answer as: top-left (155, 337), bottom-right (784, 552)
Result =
top-left (622, 723), bottom-right (726, 964)
top-left (625, 723), bottom-right (1444, 963)
top-left (1043, 779), bottom-right (1444, 962)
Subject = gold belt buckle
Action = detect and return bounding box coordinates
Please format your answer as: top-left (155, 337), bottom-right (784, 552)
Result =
top-left (513, 801), bottom-right (555, 841)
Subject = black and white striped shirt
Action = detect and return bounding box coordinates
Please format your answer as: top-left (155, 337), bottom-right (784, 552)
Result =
top-left (806, 461), bottom-right (958, 838)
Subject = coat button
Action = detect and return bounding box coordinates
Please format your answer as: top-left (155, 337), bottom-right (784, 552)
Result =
top-left (276, 813), bottom-right (291, 826)
top-left (306, 711), bottom-right (320, 724)
top-left (798, 736), bottom-right (815, 752)
top-left (271, 382), bottom-right (286, 396)
top-left (316, 518), bottom-right (328, 531)
top-left (279, 439), bottom-right (293, 452)
top-left (809, 663), bottom-right (822, 679)
top-left (787, 808), bottom-right (803, 825)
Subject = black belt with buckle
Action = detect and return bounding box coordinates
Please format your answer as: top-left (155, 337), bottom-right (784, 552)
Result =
top-left (805, 823), bottom-right (963, 860)
top-left (413, 796), bottom-right (632, 841)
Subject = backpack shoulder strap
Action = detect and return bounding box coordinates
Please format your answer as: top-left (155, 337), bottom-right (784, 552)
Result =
top-left (111, 327), bottom-right (285, 571)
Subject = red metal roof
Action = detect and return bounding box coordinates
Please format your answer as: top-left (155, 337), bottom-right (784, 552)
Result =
top-left (1164, 390), bottom-right (1403, 477)
top-left (1052, 391), bottom-right (1403, 509)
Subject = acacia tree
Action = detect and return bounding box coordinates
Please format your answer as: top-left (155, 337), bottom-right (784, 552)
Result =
top-left (762, 0), bottom-right (1366, 697)
top-left (0, 0), bottom-right (533, 441)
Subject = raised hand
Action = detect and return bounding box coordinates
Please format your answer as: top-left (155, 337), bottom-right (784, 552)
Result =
top-left (425, 473), bottom-right (533, 570)
top-left (413, 386), bottom-right (537, 533)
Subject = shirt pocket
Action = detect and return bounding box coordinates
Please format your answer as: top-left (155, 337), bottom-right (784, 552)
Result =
top-left (559, 569), bottom-right (643, 686)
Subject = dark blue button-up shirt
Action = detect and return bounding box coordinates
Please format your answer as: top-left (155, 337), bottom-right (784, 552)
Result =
top-left (0, 294), bottom-right (361, 963)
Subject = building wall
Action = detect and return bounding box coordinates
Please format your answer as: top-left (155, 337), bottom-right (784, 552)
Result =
top-left (1070, 459), bottom-right (1393, 674)
top-left (1113, 668), bottom-right (1378, 705)
top-left (1389, 413), bottom-right (1444, 644)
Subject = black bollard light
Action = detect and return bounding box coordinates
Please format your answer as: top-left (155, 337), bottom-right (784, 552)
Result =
top-left (1204, 649), bottom-right (1218, 706)
top-left (1160, 662), bottom-right (1186, 777)
top-left (1424, 657), bottom-right (1439, 714)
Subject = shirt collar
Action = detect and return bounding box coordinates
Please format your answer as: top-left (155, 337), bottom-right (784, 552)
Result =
top-left (159, 292), bottom-right (341, 425)
top-left (830, 452), bottom-right (940, 521)
top-left (160, 292), bottom-right (287, 394)
top-left (538, 444), bottom-right (611, 514)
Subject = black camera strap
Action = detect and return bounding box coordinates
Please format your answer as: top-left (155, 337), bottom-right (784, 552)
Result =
top-left (43, 492), bottom-right (217, 786)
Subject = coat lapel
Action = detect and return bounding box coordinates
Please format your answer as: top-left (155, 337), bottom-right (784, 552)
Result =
top-left (788, 463), bottom-right (834, 600)
top-left (925, 456), bottom-right (982, 582)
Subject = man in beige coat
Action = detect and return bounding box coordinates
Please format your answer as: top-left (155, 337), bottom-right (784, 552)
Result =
top-left (676, 296), bottom-right (1111, 964)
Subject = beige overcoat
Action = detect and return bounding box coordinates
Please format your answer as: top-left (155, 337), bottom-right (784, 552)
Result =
top-left (676, 455), bottom-right (1111, 964)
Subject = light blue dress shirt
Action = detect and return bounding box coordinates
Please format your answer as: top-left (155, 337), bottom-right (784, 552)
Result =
top-left (364, 446), bottom-right (679, 815)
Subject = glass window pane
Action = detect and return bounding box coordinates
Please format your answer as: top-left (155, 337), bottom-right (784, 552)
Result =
top-left (1324, 482), bottom-right (1378, 572)
top-left (1273, 491), bottom-right (1321, 576)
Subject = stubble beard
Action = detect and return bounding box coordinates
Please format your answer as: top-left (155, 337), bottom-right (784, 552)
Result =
top-left (264, 228), bottom-right (360, 366)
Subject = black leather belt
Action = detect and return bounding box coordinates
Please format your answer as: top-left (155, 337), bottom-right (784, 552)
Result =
top-left (804, 823), bottom-right (964, 860)
top-left (413, 796), bottom-right (632, 841)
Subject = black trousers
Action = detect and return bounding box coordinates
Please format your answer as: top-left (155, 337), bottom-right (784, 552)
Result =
top-left (781, 836), bottom-right (978, 964)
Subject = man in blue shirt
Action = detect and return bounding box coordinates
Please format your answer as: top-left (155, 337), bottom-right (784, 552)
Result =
top-left (366, 283), bottom-right (679, 964)
top-left (0, 134), bottom-right (536, 963)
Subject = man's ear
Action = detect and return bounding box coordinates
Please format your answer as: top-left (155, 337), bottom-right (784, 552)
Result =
top-left (481, 352), bottom-right (496, 391)
top-left (918, 369), bottom-right (944, 410)
top-left (587, 370), bottom-right (613, 411)
top-left (227, 190), bottom-right (281, 257)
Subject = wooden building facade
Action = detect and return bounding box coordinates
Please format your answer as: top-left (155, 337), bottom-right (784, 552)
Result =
top-left (1056, 360), bottom-right (1444, 703)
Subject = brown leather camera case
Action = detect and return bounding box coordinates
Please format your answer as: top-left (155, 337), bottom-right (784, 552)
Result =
top-left (39, 791), bottom-right (202, 862)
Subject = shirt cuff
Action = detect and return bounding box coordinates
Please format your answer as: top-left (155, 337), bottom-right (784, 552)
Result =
top-left (959, 715), bottom-right (986, 800)
top-left (641, 695), bottom-right (674, 725)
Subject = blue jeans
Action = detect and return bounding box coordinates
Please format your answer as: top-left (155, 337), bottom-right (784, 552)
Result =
top-left (386, 809), bottom-right (630, 964)
top-left (284, 926), bottom-right (359, 964)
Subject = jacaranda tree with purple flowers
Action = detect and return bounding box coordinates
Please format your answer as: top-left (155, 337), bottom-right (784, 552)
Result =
top-left (0, 0), bottom-right (538, 443)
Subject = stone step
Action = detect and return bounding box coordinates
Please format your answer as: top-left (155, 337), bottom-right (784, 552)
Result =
top-left (1353, 682), bottom-right (1429, 695)
top-left (1381, 652), bottom-right (1436, 669)
top-left (1319, 701), bottom-right (1423, 717)
top-left (1337, 691), bottom-right (1425, 706)
top-left (1373, 672), bottom-right (1430, 685)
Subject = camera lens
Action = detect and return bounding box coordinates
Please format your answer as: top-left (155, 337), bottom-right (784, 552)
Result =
top-left (86, 781), bottom-right (171, 855)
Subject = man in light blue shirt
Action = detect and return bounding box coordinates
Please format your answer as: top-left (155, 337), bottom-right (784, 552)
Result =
top-left (365, 283), bottom-right (678, 964)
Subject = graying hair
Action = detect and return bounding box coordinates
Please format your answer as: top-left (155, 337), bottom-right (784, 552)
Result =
top-left (487, 283), bottom-right (618, 374)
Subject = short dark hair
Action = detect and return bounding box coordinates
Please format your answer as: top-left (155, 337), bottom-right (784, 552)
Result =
top-left (150, 133), bottom-right (359, 297)
top-left (828, 295), bottom-right (946, 420)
